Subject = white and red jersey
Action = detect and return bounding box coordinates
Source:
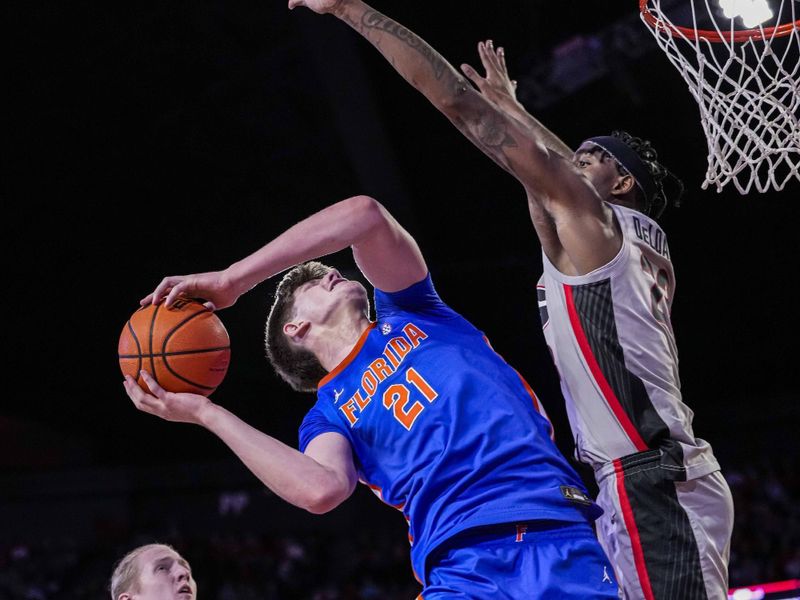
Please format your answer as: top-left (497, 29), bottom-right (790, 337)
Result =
top-left (538, 203), bottom-right (718, 480)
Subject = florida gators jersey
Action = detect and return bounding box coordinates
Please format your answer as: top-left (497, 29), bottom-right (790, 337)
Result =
top-left (299, 274), bottom-right (601, 584)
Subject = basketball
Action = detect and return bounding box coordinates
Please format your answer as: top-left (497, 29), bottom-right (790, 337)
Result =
top-left (118, 298), bottom-right (231, 396)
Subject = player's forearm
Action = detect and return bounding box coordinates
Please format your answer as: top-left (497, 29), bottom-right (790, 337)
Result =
top-left (328, 2), bottom-right (558, 182)
top-left (199, 403), bottom-right (348, 513)
top-left (223, 195), bottom-right (384, 296)
top-left (331, 0), bottom-right (467, 113)
top-left (499, 100), bottom-right (574, 160)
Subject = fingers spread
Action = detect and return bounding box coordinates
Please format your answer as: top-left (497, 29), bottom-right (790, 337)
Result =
top-left (123, 376), bottom-right (167, 417)
top-left (123, 375), bottom-right (145, 400)
top-left (497, 47), bottom-right (508, 74)
top-left (152, 276), bottom-right (181, 305)
top-left (460, 63), bottom-right (483, 88)
top-left (139, 370), bottom-right (167, 399)
top-left (124, 376), bottom-right (150, 405)
top-left (478, 40), bottom-right (490, 66)
top-left (151, 279), bottom-right (169, 304)
top-left (164, 283), bottom-right (187, 307)
top-left (478, 40), bottom-right (500, 74)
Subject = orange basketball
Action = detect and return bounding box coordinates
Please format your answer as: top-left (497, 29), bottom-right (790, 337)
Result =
top-left (118, 298), bottom-right (230, 396)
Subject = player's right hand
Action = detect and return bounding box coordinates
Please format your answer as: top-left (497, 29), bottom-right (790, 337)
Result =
top-left (124, 371), bottom-right (213, 426)
top-left (287, 0), bottom-right (341, 15)
top-left (140, 269), bottom-right (239, 310)
top-left (460, 40), bottom-right (520, 108)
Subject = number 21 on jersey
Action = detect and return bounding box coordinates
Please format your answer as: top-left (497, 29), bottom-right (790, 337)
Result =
top-left (383, 368), bottom-right (438, 431)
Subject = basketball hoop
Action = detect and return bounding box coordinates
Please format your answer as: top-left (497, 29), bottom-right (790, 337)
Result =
top-left (640, 0), bottom-right (800, 194)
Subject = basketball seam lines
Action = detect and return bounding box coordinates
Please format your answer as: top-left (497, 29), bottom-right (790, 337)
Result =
top-left (162, 306), bottom-right (212, 346)
top-left (118, 346), bottom-right (230, 359)
top-left (161, 306), bottom-right (223, 391)
top-left (127, 303), bottom-right (228, 392)
top-left (161, 370), bottom-right (217, 391)
top-left (148, 303), bottom-right (160, 386)
top-left (126, 320), bottom-right (142, 376)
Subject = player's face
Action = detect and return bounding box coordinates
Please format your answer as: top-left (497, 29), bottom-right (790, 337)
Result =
top-left (573, 144), bottom-right (627, 201)
top-left (129, 546), bottom-right (196, 600)
top-left (291, 268), bottom-right (369, 325)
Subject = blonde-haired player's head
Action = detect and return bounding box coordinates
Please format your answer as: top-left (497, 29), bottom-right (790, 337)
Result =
top-left (109, 543), bottom-right (196, 600)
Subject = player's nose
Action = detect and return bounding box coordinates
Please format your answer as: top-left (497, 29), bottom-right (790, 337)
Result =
top-left (324, 269), bottom-right (341, 289)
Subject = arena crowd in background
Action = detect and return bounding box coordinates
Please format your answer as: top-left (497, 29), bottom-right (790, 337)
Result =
top-left (1, 455), bottom-right (798, 599)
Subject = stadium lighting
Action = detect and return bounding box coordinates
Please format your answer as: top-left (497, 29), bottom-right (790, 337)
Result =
top-left (717, 0), bottom-right (774, 27)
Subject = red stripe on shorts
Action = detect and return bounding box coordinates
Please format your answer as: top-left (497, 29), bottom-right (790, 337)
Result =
top-left (614, 458), bottom-right (655, 600)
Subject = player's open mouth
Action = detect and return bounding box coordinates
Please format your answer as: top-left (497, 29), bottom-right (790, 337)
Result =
top-left (177, 585), bottom-right (193, 596)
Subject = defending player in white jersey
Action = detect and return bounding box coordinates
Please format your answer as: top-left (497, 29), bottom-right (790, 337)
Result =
top-left (290, 1), bottom-right (734, 598)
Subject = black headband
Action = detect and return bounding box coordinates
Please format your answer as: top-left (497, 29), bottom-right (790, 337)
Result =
top-left (583, 135), bottom-right (657, 204)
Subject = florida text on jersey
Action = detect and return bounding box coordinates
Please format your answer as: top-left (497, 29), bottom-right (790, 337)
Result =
top-left (299, 275), bottom-right (601, 584)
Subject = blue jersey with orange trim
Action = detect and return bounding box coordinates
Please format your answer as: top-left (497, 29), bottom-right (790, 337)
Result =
top-left (298, 274), bottom-right (601, 583)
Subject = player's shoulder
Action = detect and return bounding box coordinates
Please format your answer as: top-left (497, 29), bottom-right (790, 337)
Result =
top-left (375, 273), bottom-right (458, 319)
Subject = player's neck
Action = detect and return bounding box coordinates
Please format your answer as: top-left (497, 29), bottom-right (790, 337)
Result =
top-left (607, 194), bottom-right (638, 211)
top-left (309, 312), bottom-right (372, 372)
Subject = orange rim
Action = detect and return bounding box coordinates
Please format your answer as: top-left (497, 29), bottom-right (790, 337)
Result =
top-left (640, 0), bottom-right (800, 42)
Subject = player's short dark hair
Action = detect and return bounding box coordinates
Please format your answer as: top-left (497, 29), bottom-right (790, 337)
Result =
top-left (265, 261), bottom-right (332, 392)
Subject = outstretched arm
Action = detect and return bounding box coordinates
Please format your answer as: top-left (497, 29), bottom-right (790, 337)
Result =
top-left (124, 371), bottom-right (357, 514)
top-left (143, 195), bottom-right (427, 307)
top-left (460, 40), bottom-right (573, 160)
top-left (290, 0), bottom-right (620, 275)
top-left (291, 0), bottom-right (533, 177)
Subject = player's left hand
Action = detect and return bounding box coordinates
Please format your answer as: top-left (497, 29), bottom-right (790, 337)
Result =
top-left (124, 370), bottom-right (213, 426)
top-left (460, 40), bottom-right (519, 107)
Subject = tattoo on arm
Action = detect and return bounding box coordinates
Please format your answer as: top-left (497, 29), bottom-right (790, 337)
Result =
top-left (451, 111), bottom-right (519, 177)
top-left (361, 11), bottom-right (447, 80)
top-left (474, 110), bottom-right (518, 152)
top-left (333, 3), bottom-right (522, 178)
top-left (336, 5), bottom-right (456, 84)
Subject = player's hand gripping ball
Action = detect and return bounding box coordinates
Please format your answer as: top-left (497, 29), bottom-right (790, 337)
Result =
top-left (118, 298), bottom-right (230, 395)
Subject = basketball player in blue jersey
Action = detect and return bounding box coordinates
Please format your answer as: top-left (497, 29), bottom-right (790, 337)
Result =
top-left (125, 195), bottom-right (618, 597)
top-left (289, 1), bottom-right (734, 598)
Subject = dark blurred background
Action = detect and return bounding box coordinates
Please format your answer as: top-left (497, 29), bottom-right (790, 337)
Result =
top-left (4, 1), bottom-right (799, 598)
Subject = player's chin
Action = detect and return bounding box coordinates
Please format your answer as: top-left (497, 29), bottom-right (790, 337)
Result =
top-left (339, 285), bottom-right (369, 312)
top-left (352, 283), bottom-right (370, 303)
top-left (338, 280), bottom-right (367, 297)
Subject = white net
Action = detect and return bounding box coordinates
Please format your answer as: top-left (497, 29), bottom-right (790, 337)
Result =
top-left (641, 0), bottom-right (800, 194)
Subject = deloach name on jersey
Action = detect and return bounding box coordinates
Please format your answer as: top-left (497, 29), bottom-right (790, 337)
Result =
top-left (632, 216), bottom-right (671, 260)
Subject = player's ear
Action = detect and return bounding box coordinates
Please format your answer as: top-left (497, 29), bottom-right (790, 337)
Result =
top-left (283, 320), bottom-right (311, 345)
top-left (612, 173), bottom-right (636, 197)
top-left (118, 594), bottom-right (132, 600)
